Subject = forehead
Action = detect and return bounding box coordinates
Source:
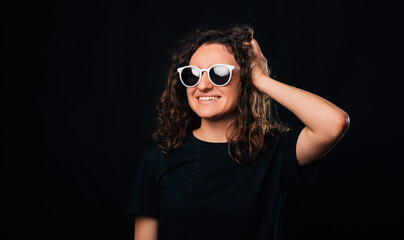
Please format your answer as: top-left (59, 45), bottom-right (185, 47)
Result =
top-left (189, 43), bottom-right (237, 68)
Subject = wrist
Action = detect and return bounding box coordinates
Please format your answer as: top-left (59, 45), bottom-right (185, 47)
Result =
top-left (254, 75), bottom-right (274, 93)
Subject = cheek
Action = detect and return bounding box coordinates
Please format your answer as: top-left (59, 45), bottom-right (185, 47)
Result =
top-left (186, 89), bottom-right (196, 107)
top-left (230, 91), bottom-right (240, 108)
top-left (228, 80), bottom-right (241, 105)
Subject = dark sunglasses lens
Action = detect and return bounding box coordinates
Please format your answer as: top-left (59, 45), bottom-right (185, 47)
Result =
top-left (181, 67), bottom-right (200, 86)
top-left (209, 65), bottom-right (231, 85)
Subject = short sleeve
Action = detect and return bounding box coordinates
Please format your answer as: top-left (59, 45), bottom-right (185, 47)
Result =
top-left (280, 128), bottom-right (321, 193)
top-left (125, 146), bottom-right (160, 218)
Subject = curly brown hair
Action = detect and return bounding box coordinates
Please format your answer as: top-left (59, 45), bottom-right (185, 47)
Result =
top-left (152, 25), bottom-right (289, 165)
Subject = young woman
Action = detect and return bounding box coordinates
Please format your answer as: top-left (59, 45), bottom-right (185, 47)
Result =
top-left (126, 25), bottom-right (349, 240)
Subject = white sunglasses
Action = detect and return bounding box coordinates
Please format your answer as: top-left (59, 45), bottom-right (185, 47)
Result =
top-left (177, 64), bottom-right (240, 87)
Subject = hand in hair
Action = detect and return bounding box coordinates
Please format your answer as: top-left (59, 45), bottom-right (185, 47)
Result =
top-left (247, 38), bottom-right (349, 166)
top-left (248, 39), bottom-right (271, 88)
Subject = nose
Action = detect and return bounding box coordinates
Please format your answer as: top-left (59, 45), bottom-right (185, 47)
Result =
top-left (197, 71), bottom-right (214, 91)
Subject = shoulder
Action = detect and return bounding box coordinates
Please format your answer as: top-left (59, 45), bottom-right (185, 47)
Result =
top-left (142, 141), bottom-right (166, 160)
top-left (141, 139), bottom-right (188, 163)
top-left (143, 141), bottom-right (162, 153)
top-left (278, 128), bottom-right (302, 141)
top-left (264, 128), bottom-right (303, 150)
top-left (274, 127), bottom-right (302, 140)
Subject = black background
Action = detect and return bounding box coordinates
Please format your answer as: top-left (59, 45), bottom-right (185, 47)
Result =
top-left (3, 0), bottom-right (403, 239)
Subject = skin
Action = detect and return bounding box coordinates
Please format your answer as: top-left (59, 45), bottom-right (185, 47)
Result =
top-left (133, 39), bottom-right (350, 240)
top-left (134, 216), bottom-right (158, 240)
top-left (187, 43), bottom-right (242, 143)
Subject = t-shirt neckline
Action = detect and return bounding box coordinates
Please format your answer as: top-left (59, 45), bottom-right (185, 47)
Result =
top-left (186, 130), bottom-right (228, 149)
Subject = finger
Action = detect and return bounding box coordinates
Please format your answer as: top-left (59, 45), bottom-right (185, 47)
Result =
top-left (251, 39), bottom-right (260, 51)
top-left (251, 39), bottom-right (262, 53)
top-left (253, 41), bottom-right (269, 75)
top-left (250, 39), bottom-right (265, 60)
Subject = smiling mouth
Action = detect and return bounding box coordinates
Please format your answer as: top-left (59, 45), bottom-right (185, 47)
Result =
top-left (198, 96), bottom-right (221, 101)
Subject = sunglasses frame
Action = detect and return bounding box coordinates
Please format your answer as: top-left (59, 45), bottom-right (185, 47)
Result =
top-left (177, 64), bottom-right (240, 87)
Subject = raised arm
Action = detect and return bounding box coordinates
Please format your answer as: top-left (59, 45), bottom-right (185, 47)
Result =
top-left (249, 39), bottom-right (350, 166)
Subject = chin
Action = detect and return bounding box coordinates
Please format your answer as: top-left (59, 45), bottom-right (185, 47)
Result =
top-left (195, 111), bottom-right (220, 119)
top-left (196, 110), bottom-right (237, 122)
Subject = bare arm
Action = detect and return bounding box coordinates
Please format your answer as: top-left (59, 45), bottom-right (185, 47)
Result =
top-left (134, 216), bottom-right (159, 240)
top-left (250, 39), bottom-right (350, 166)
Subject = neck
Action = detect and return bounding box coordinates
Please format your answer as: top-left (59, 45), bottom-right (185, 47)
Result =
top-left (193, 116), bottom-right (236, 143)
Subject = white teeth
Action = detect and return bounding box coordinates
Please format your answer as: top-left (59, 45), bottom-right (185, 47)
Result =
top-left (198, 96), bottom-right (219, 101)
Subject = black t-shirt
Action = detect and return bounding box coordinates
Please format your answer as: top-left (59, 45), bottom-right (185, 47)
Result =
top-left (125, 128), bottom-right (321, 240)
